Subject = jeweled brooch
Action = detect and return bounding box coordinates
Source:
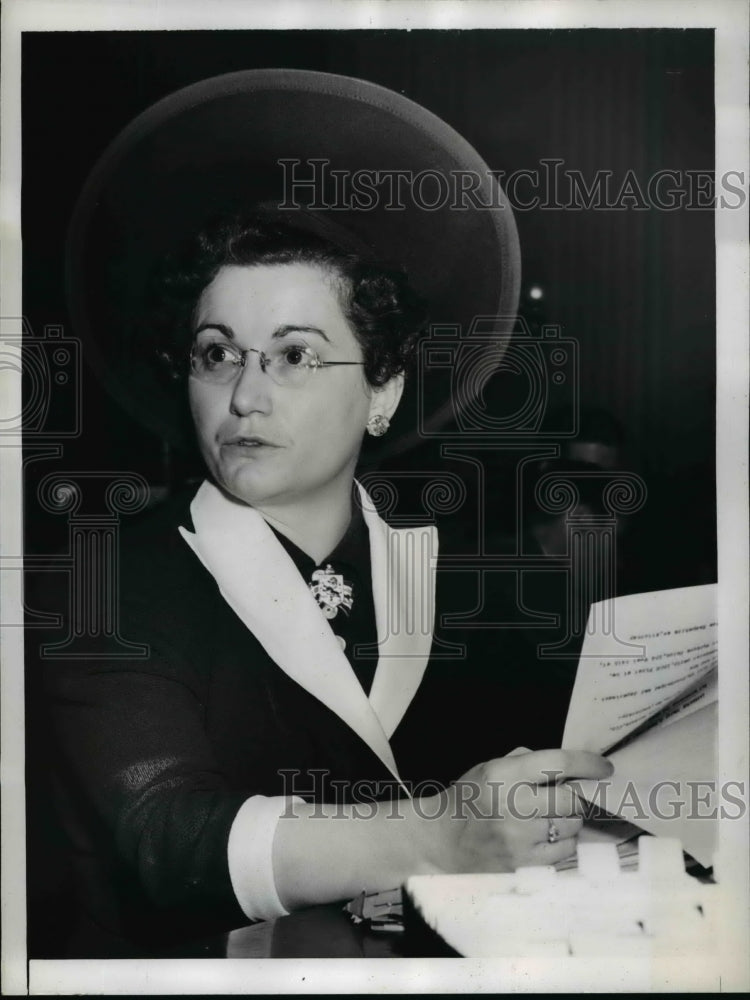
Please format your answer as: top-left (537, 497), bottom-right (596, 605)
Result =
top-left (309, 564), bottom-right (353, 620)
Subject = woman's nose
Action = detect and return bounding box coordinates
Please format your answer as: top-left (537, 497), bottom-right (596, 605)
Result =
top-left (229, 353), bottom-right (272, 416)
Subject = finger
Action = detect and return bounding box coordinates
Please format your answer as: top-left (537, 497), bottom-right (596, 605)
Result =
top-left (521, 816), bottom-right (582, 847)
top-left (562, 785), bottom-right (587, 818)
top-left (543, 783), bottom-right (588, 819)
top-left (533, 816), bottom-right (582, 844)
top-left (504, 749), bottom-right (614, 784)
top-left (528, 836), bottom-right (579, 867)
top-left (506, 815), bottom-right (582, 852)
top-left (510, 782), bottom-right (585, 820)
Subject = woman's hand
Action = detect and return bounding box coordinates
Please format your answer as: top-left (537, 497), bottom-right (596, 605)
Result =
top-left (415, 749), bottom-right (614, 875)
top-left (273, 749), bottom-right (613, 910)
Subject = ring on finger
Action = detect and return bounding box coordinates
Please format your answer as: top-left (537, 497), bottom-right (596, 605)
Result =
top-left (547, 819), bottom-right (561, 844)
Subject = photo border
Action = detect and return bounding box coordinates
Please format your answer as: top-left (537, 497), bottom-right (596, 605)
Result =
top-left (2, 1), bottom-right (747, 994)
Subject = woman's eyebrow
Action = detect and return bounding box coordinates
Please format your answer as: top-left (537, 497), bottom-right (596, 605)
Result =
top-left (193, 322), bottom-right (235, 339)
top-left (192, 322), bottom-right (331, 343)
top-left (272, 324), bottom-right (330, 343)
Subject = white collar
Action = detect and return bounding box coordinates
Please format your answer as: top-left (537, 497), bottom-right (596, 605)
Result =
top-left (179, 480), bottom-right (437, 789)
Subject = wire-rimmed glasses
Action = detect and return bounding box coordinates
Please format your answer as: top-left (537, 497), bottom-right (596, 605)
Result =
top-left (189, 341), bottom-right (365, 388)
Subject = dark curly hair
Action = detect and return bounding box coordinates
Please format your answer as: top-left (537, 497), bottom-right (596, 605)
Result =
top-left (150, 213), bottom-right (428, 388)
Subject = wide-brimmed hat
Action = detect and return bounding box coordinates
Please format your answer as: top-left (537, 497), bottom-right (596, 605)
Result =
top-left (67, 68), bottom-right (520, 459)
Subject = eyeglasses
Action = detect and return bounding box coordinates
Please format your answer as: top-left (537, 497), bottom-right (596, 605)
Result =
top-left (189, 340), bottom-right (365, 388)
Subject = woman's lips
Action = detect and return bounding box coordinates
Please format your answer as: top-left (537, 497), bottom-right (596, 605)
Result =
top-left (222, 436), bottom-right (278, 449)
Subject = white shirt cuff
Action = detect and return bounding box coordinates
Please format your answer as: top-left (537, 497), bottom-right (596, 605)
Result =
top-left (227, 794), bottom-right (304, 922)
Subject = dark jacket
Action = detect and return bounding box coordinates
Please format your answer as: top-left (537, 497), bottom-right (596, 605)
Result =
top-left (32, 486), bottom-right (575, 956)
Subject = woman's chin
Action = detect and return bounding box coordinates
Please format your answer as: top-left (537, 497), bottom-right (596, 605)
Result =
top-left (215, 467), bottom-right (285, 508)
top-left (204, 448), bottom-right (284, 506)
top-left (213, 465), bottom-right (352, 513)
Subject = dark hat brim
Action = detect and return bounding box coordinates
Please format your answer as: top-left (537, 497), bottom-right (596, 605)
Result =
top-left (67, 68), bottom-right (520, 458)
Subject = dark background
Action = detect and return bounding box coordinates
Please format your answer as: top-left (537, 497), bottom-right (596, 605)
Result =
top-left (22, 29), bottom-right (716, 955)
top-left (22, 28), bottom-right (715, 550)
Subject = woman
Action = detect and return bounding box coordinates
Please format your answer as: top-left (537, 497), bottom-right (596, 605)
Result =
top-left (41, 210), bottom-right (611, 957)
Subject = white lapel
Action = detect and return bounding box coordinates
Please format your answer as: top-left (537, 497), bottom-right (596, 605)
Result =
top-left (178, 480), bottom-right (437, 788)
